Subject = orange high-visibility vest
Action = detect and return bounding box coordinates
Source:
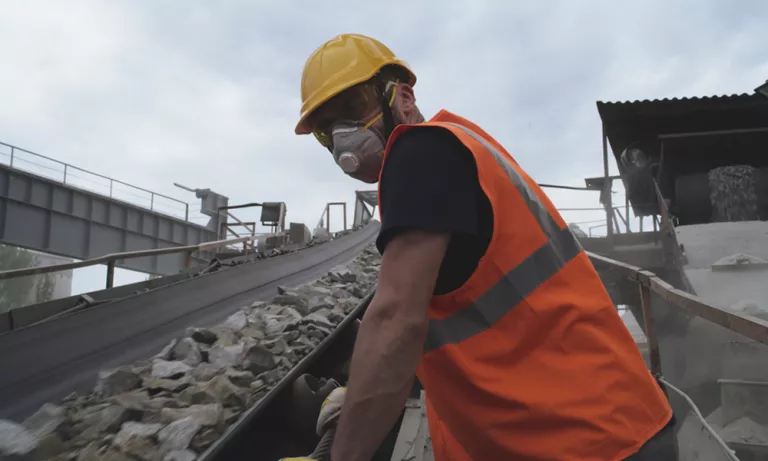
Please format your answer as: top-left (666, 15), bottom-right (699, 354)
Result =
top-left (377, 110), bottom-right (672, 461)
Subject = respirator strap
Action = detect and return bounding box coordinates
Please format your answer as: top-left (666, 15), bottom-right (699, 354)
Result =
top-left (376, 76), bottom-right (397, 141)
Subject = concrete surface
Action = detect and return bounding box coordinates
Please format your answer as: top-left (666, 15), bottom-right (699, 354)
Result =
top-left (677, 221), bottom-right (768, 315)
top-left (390, 392), bottom-right (434, 461)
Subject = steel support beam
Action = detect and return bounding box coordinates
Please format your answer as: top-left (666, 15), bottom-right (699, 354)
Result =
top-left (0, 165), bottom-right (217, 275)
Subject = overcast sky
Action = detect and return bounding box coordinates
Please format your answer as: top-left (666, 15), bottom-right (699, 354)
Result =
top-left (1, 0), bottom-right (767, 296)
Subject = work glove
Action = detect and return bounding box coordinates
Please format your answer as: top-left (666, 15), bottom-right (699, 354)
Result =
top-left (316, 386), bottom-right (346, 436)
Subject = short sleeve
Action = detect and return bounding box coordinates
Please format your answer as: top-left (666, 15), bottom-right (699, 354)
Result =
top-left (376, 126), bottom-right (480, 254)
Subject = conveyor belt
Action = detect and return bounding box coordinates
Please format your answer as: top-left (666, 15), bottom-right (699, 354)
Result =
top-left (0, 222), bottom-right (380, 421)
top-left (197, 291), bottom-right (413, 461)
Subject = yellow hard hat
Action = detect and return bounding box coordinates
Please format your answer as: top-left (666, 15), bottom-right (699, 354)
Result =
top-left (295, 33), bottom-right (417, 135)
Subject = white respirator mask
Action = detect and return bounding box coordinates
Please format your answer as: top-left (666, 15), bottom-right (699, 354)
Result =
top-left (330, 118), bottom-right (388, 184)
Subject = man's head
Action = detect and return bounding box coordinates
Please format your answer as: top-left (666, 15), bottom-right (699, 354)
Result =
top-left (295, 34), bottom-right (422, 183)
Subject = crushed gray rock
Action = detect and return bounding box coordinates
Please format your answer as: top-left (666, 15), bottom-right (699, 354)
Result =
top-left (151, 360), bottom-right (193, 380)
top-left (158, 416), bottom-right (201, 453)
top-left (709, 165), bottom-right (760, 222)
top-left (160, 404), bottom-right (222, 427)
top-left (241, 344), bottom-right (276, 375)
top-left (112, 422), bottom-right (163, 459)
top-left (221, 311), bottom-right (248, 331)
top-left (0, 243), bottom-right (382, 461)
top-left (95, 367), bottom-right (141, 398)
top-left (191, 363), bottom-right (223, 382)
top-left (165, 449), bottom-right (197, 461)
top-left (172, 338), bottom-right (204, 367)
top-left (0, 420), bottom-right (37, 459)
top-left (187, 328), bottom-right (217, 345)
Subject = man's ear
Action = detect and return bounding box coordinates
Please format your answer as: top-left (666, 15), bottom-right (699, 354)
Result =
top-left (394, 84), bottom-right (417, 121)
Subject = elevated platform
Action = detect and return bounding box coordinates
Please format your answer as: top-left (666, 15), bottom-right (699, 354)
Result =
top-left (0, 160), bottom-right (217, 275)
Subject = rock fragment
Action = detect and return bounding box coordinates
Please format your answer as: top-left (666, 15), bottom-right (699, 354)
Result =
top-left (0, 420), bottom-right (37, 459)
top-left (160, 404), bottom-right (222, 427)
top-left (77, 404), bottom-right (133, 439)
top-left (154, 339), bottom-right (178, 361)
top-left (191, 363), bottom-right (223, 382)
top-left (221, 311), bottom-right (248, 331)
top-left (111, 390), bottom-right (150, 412)
top-left (95, 367), bottom-right (141, 398)
top-left (187, 328), bottom-right (217, 345)
top-left (207, 344), bottom-right (244, 369)
top-left (151, 360), bottom-right (193, 379)
top-left (158, 416), bottom-right (201, 453)
top-left (172, 338), bottom-right (203, 367)
top-left (112, 422), bottom-right (163, 461)
top-left (143, 376), bottom-right (193, 394)
top-left (241, 344), bottom-right (276, 375)
top-left (272, 292), bottom-right (309, 315)
top-left (165, 449), bottom-right (197, 461)
top-left (224, 369), bottom-right (255, 388)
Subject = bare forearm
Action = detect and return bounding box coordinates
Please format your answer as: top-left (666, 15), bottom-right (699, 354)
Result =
top-left (331, 300), bottom-right (427, 461)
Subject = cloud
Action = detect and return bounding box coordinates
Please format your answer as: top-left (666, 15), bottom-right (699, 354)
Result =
top-left (1, 0), bottom-right (766, 293)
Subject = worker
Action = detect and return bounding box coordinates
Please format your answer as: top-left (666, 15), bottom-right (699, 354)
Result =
top-left (283, 33), bottom-right (678, 461)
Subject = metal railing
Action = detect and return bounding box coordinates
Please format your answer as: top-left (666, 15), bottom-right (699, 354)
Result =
top-left (0, 140), bottom-right (190, 221)
top-left (0, 234), bottom-right (260, 290)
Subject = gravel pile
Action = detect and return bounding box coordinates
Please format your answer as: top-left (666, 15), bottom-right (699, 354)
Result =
top-left (708, 165), bottom-right (760, 222)
top-left (0, 245), bottom-right (382, 461)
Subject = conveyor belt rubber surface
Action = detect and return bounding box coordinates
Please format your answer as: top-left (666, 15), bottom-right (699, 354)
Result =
top-left (0, 222), bottom-right (380, 421)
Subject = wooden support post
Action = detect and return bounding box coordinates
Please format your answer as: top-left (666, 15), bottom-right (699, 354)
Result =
top-left (185, 251), bottom-right (192, 268)
top-left (639, 283), bottom-right (662, 376)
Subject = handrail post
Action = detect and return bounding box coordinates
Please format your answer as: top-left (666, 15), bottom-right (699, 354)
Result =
top-left (150, 193), bottom-right (155, 211)
top-left (601, 125), bottom-right (614, 238)
top-left (9, 146), bottom-right (14, 167)
top-left (63, 164), bottom-right (68, 183)
top-left (109, 180), bottom-right (114, 198)
top-left (639, 282), bottom-right (662, 376)
top-left (106, 260), bottom-right (116, 289)
top-left (185, 203), bottom-right (189, 222)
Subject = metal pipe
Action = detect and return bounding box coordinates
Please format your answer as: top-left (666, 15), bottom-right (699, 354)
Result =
top-left (658, 126), bottom-right (768, 140)
top-left (0, 234), bottom-right (260, 280)
top-left (106, 261), bottom-right (116, 289)
top-left (657, 378), bottom-right (739, 461)
top-left (538, 183), bottom-right (594, 191)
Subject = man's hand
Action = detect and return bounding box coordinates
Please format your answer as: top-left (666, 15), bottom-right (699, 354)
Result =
top-left (317, 387), bottom-right (346, 435)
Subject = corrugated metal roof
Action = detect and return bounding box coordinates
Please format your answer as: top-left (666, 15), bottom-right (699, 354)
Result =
top-left (597, 92), bottom-right (755, 107)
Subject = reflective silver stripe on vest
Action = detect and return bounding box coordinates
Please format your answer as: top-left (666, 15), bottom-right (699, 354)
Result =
top-left (423, 123), bottom-right (584, 353)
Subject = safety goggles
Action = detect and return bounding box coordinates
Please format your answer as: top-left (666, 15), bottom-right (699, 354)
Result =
top-left (310, 81), bottom-right (398, 150)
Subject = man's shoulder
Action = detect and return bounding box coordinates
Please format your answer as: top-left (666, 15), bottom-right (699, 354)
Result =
top-left (386, 125), bottom-right (474, 168)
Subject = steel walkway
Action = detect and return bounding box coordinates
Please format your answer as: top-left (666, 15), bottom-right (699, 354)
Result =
top-left (0, 141), bottom-right (220, 275)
